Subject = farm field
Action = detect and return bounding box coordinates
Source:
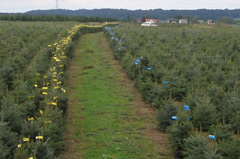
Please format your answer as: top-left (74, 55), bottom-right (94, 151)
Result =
top-left (0, 21), bottom-right (102, 159)
top-left (62, 32), bottom-right (173, 159)
top-left (105, 23), bottom-right (240, 158)
top-left (1, 20), bottom-right (240, 159)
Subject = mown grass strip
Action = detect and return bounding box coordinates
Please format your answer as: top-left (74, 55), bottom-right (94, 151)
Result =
top-left (63, 32), bottom-right (167, 159)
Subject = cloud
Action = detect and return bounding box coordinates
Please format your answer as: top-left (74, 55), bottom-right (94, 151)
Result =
top-left (0, 0), bottom-right (55, 12)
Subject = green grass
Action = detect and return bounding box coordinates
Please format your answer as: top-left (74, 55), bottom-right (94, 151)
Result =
top-left (64, 32), bottom-right (162, 159)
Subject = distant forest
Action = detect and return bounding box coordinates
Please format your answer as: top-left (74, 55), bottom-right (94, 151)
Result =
top-left (0, 14), bottom-right (116, 22)
top-left (24, 9), bottom-right (240, 20)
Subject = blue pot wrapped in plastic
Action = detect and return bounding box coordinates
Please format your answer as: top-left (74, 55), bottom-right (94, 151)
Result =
top-left (171, 116), bottom-right (178, 120)
top-left (184, 105), bottom-right (190, 111)
top-left (163, 81), bottom-right (169, 84)
top-left (208, 135), bottom-right (216, 139)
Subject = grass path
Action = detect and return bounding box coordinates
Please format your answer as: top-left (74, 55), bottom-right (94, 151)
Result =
top-left (62, 32), bottom-right (173, 159)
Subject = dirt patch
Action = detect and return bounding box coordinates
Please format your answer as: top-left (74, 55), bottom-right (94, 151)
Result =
top-left (101, 35), bottom-right (174, 158)
top-left (86, 49), bottom-right (94, 53)
top-left (83, 65), bottom-right (94, 70)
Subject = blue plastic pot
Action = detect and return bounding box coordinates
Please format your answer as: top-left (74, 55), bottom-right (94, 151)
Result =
top-left (135, 59), bottom-right (140, 62)
top-left (184, 105), bottom-right (190, 111)
top-left (209, 135), bottom-right (216, 139)
top-left (171, 116), bottom-right (178, 120)
top-left (163, 81), bottom-right (169, 84)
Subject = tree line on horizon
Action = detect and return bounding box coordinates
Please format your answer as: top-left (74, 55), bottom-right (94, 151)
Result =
top-left (0, 9), bottom-right (239, 23)
top-left (0, 14), bottom-right (117, 22)
top-left (24, 8), bottom-right (240, 21)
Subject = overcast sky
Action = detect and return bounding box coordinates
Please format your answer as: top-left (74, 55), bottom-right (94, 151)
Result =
top-left (0, 0), bottom-right (239, 13)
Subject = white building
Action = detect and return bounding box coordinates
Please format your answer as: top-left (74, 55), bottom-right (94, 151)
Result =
top-left (141, 19), bottom-right (158, 27)
top-left (179, 19), bottom-right (188, 24)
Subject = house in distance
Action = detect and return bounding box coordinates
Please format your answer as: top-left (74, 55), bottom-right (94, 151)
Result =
top-left (179, 19), bottom-right (188, 24)
top-left (207, 20), bottom-right (215, 24)
top-left (141, 19), bottom-right (158, 27)
top-left (145, 19), bottom-right (158, 23)
top-left (198, 20), bottom-right (205, 24)
top-left (168, 19), bottom-right (179, 23)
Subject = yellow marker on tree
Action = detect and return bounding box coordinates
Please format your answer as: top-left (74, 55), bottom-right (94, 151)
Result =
top-left (44, 121), bottom-right (52, 124)
top-left (42, 92), bottom-right (48, 95)
top-left (23, 137), bottom-right (30, 142)
top-left (56, 58), bottom-right (61, 62)
top-left (54, 86), bottom-right (59, 90)
top-left (61, 88), bottom-right (66, 93)
top-left (28, 117), bottom-right (34, 121)
top-left (18, 144), bottom-right (22, 148)
top-left (35, 136), bottom-right (43, 140)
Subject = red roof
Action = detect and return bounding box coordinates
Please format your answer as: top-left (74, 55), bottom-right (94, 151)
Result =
top-left (145, 19), bottom-right (158, 23)
top-left (136, 18), bottom-right (142, 22)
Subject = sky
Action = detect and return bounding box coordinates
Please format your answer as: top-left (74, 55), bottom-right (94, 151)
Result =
top-left (0, 0), bottom-right (239, 13)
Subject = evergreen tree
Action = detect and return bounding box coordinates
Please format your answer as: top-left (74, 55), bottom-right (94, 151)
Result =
top-left (192, 99), bottom-right (217, 131)
top-left (0, 122), bottom-right (18, 158)
top-left (157, 101), bottom-right (177, 131)
top-left (218, 137), bottom-right (240, 159)
top-left (184, 135), bottom-right (208, 159)
top-left (168, 111), bottom-right (192, 158)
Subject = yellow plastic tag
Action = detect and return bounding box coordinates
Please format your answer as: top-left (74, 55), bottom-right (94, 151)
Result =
top-left (28, 117), bottom-right (34, 121)
top-left (61, 88), bottom-right (66, 93)
top-left (52, 79), bottom-right (58, 82)
top-left (35, 136), bottom-right (43, 140)
top-left (23, 137), bottom-right (30, 142)
top-left (42, 92), bottom-right (48, 95)
top-left (44, 121), bottom-right (52, 124)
